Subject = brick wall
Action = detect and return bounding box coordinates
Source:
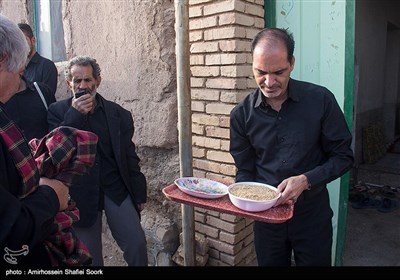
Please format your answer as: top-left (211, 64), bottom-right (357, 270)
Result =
top-left (189, 0), bottom-right (264, 266)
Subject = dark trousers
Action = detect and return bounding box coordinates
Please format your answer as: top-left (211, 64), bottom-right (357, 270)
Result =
top-left (254, 187), bottom-right (333, 266)
top-left (74, 195), bottom-right (148, 266)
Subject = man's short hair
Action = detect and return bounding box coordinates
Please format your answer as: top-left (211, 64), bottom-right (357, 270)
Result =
top-left (18, 23), bottom-right (34, 39)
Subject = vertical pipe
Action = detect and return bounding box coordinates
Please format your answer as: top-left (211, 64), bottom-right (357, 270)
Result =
top-left (174, 0), bottom-right (195, 266)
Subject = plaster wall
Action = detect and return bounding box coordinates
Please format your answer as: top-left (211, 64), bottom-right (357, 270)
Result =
top-left (61, 0), bottom-right (178, 148)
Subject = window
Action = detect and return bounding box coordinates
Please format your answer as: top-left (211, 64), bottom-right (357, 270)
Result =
top-left (34, 0), bottom-right (66, 62)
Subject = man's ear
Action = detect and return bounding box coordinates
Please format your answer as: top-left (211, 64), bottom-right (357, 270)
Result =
top-left (66, 80), bottom-right (72, 89)
top-left (97, 76), bottom-right (102, 87)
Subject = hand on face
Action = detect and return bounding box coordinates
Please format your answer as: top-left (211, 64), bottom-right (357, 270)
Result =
top-left (68, 65), bottom-right (99, 114)
top-left (72, 91), bottom-right (95, 114)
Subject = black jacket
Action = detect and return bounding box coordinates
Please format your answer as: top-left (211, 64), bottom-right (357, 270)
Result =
top-left (47, 94), bottom-right (147, 227)
top-left (4, 78), bottom-right (56, 141)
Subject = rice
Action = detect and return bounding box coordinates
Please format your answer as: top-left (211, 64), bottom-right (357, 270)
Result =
top-left (230, 184), bottom-right (277, 201)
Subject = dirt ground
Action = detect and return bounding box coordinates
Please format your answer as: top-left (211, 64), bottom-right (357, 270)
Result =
top-left (102, 233), bottom-right (127, 266)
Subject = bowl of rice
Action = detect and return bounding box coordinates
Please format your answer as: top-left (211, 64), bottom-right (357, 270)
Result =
top-left (228, 182), bottom-right (281, 212)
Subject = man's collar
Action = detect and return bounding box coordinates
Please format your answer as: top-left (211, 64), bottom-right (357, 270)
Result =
top-left (254, 79), bottom-right (299, 108)
top-left (29, 52), bottom-right (40, 64)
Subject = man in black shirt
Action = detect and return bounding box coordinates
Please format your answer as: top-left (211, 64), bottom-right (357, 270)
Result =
top-left (229, 28), bottom-right (354, 266)
top-left (18, 23), bottom-right (58, 97)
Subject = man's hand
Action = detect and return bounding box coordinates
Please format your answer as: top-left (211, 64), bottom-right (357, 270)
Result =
top-left (274, 174), bottom-right (310, 206)
top-left (72, 93), bottom-right (94, 114)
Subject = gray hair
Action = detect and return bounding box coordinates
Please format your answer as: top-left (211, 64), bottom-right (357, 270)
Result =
top-left (65, 55), bottom-right (101, 81)
top-left (0, 15), bottom-right (29, 73)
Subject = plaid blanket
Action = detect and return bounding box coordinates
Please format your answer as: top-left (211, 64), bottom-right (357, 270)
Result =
top-left (0, 106), bottom-right (97, 266)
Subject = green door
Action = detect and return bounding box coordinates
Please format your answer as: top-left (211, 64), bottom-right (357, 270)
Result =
top-left (266, 0), bottom-right (355, 265)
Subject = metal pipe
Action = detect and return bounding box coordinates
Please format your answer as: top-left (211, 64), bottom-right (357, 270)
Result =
top-left (174, 0), bottom-right (195, 266)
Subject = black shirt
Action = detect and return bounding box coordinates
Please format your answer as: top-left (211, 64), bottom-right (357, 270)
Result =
top-left (88, 96), bottom-right (128, 207)
top-left (229, 78), bottom-right (354, 188)
top-left (23, 52), bottom-right (58, 97)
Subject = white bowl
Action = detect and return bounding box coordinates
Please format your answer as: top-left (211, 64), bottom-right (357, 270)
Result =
top-left (228, 182), bottom-right (281, 212)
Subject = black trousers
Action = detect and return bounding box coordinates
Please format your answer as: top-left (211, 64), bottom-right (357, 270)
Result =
top-left (254, 186), bottom-right (333, 266)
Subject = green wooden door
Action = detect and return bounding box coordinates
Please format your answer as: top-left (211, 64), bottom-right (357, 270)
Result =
top-left (266, 0), bottom-right (355, 265)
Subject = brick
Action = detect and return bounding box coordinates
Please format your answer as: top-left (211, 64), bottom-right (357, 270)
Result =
top-left (195, 221), bottom-right (219, 238)
top-left (193, 158), bottom-right (221, 173)
top-left (203, 136), bottom-right (221, 148)
top-left (189, 6), bottom-right (203, 18)
top-left (220, 213), bottom-right (242, 223)
top-left (192, 135), bottom-right (220, 149)
top-left (207, 237), bottom-right (243, 255)
top-left (220, 90), bottom-right (250, 103)
top-left (204, 26), bottom-right (247, 40)
top-left (220, 163), bottom-right (236, 176)
top-left (205, 126), bottom-right (230, 139)
top-left (193, 169), bottom-right (206, 178)
top-left (219, 252), bottom-right (237, 266)
top-left (196, 208), bottom-right (220, 217)
top-left (206, 103), bottom-right (235, 115)
top-left (243, 231), bottom-right (255, 247)
top-left (192, 136), bottom-right (220, 149)
top-left (206, 77), bottom-right (248, 90)
top-left (190, 41), bottom-right (219, 53)
top-left (195, 211), bottom-right (206, 223)
top-left (191, 100), bottom-right (205, 113)
top-left (254, 17), bottom-right (264, 28)
top-left (233, 242), bottom-right (255, 264)
top-left (191, 65), bottom-right (220, 77)
top-left (207, 247), bottom-right (220, 259)
top-left (207, 150), bottom-right (234, 164)
top-left (245, 218), bottom-right (255, 227)
top-left (244, 2), bottom-right (264, 17)
top-left (206, 53), bottom-right (247, 65)
top-left (206, 215), bottom-right (246, 234)
top-left (191, 77), bottom-right (206, 87)
top-left (192, 146), bottom-right (205, 158)
top-left (203, 0), bottom-right (245, 15)
top-left (219, 40), bottom-right (251, 52)
top-left (221, 65), bottom-right (252, 77)
top-left (246, 27), bottom-right (262, 40)
top-left (190, 16), bottom-right (218, 30)
top-left (192, 123), bottom-right (205, 135)
top-left (192, 113), bottom-right (220, 126)
top-left (219, 116), bottom-right (230, 128)
top-left (246, 53), bottom-right (252, 63)
top-left (190, 54), bottom-right (205, 65)
top-left (219, 12), bottom-right (255, 27)
top-left (219, 228), bottom-right (247, 245)
top-left (192, 88), bottom-right (220, 101)
top-left (190, 30), bottom-right (203, 42)
top-left (219, 241), bottom-right (254, 266)
top-left (220, 140), bottom-right (230, 151)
